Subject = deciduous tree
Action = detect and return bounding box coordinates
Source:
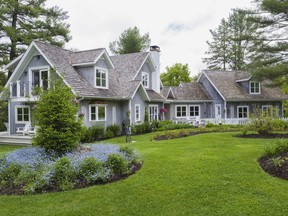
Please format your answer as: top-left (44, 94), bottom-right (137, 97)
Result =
top-left (161, 63), bottom-right (192, 86)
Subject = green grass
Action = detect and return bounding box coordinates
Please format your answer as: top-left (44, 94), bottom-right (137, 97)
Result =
top-left (1, 132), bottom-right (288, 216)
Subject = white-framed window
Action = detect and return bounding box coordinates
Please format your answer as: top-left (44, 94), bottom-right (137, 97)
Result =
top-left (89, 104), bottom-right (107, 121)
top-left (142, 72), bottom-right (149, 88)
top-left (215, 104), bottom-right (221, 118)
top-left (16, 106), bottom-right (30, 123)
top-left (135, 104), bottom-right (141, 122)
top-left (29, 66), bottom-right (50, 95)
top-left (189, 105), bottom-right (200, 117)
top-left (175, 105), bottom-right (187, 118)
top-left (95, 68), bottom-right (108, 88)
top-left (149, 105), bottom-right (158, 122)
top-left (262, 105), bottom-right (273, 117)
top-left (237, 106), bottom-right (249, 118)
top-left (249, 81), bottom-right (261, 94)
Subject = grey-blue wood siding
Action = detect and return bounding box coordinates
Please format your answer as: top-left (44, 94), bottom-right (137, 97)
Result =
top-left (134, 62), bottom-right (153, 89)
top-left (79, 100), bottom-right (123, 128)
top-left (131, 91), bottom-right (147, 124)
top-left (199, 76), bottom-right (225, 118)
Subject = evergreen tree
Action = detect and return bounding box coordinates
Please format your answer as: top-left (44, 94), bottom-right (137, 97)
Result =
top-left (109, 26), bottom-right (150, 54)
top-left (161, 63), bottom-right (192, 86)
top-left (0, 72), bottom-right (7, 131)
top-left (203, 9), bottom-right (261, 71)
top-left (0, 0), bottom-right (71, 72)
top-left (248, 0), bottom-right (288, 87)
top-left (33, 72), bottom-right (82, 156)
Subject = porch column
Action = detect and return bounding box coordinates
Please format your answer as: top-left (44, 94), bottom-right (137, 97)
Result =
top-left (16, 81), bottom-right (20, 97)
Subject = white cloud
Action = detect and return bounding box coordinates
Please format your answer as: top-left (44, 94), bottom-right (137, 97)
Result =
top-left (46, 0), bottom-right (254, 75)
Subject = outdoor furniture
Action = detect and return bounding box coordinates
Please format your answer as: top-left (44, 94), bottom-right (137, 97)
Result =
top-left (16, 123), bottom-right (31, 136)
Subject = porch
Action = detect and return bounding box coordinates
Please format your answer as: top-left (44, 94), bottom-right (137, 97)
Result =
top-left (0, 131), bottom-right (32, 146)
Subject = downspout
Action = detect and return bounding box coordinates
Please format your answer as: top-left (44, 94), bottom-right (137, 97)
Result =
top-left (129, 99), bottom-right (132, 124)
top-left (224, 100), bottom-right (227, 119)
top-left (8, 102), bottom-right (11, 135)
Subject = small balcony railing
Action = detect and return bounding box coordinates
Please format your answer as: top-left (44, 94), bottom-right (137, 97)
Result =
top-left (9, 81), bottom-right (44, 99)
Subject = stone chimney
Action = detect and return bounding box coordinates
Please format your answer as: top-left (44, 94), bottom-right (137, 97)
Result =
top-left (150, 45), bottom-right (161, 93)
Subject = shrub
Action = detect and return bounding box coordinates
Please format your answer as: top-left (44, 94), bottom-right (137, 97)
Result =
top-left (132, 122), bottom-right (151, 135)
top-left (263, 139), bottom-right (288, 157)
top-left (53, 156), bottom-right (75, 191)
top-left (78, 157), bottom-right (105, 184)
top-left (106, 154), bottom-right (129, 175)
top-left (80, 126), bottom-right (105, 142)
top-left (0, 163), bottom-right (22, 185)
top-left (158, 120), bottom-right (173, 128)
top-left (106, 125), bottom-right (121, 137)
top-left (33, 72), bottom-right (82, 155)
top-left (272, 157), bottom-right (285, 169)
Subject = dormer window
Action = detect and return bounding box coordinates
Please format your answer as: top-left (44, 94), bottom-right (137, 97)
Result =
top-left (249, 81), bottom-right (260, 94)
top-left (142, 72), bottom-right (149, 88)
top-left (95, 68), bottom-right (108, 88)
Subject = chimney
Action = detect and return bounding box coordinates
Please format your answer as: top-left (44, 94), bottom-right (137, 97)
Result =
top-left (150, 45), bottom-right (161, 93)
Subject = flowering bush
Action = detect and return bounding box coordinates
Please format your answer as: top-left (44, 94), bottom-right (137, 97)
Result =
top-left (160, 107), bottom-right (168, 113)
top-left (0, 144), bottom-right (142, 194)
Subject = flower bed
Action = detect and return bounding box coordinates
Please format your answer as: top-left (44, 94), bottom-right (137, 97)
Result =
top-left (0, 144), bottom-right (142, 195)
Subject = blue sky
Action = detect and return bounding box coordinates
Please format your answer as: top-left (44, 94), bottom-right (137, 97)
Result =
top-left (46, 0), bottom-right (254, 75)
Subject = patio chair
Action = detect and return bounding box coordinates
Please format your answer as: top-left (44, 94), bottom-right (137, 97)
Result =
top-left (27, 126), bottom-right (37, 136)
top-left (16, 123), bottom-right (31, 136)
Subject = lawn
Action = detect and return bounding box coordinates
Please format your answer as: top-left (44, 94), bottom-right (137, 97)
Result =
top-left (0, 132), bottom-right (288, 216)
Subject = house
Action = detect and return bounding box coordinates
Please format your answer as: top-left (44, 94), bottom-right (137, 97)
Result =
top-left (197, 70), bottom-right (288, 123)
top-left (1, 41), bottom-right (288, 135)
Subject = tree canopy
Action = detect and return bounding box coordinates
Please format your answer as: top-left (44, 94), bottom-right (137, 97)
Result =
top-left (109, 26), bottom-right (151, 54)
top-left (161, 63), bottom-right (192, 86)
top-left (248, 0), bottom-right (288, 87)
top-left (203, 9), bottom-right (261, 71)
top-left (0, 0), bottom-right (71, 69)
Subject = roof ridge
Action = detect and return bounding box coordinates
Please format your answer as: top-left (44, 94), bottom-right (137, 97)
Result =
top-left (73, 48), bottom-right (105, 53)
top-left (33, 40), bottom-right (72, 53)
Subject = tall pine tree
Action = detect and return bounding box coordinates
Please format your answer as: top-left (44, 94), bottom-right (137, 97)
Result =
top-left (203, 9), bottom-right (261, 71)
top-left (0, 0), bottom-right (71, 74)
top-left (248, 0), bottom-right (288, 87)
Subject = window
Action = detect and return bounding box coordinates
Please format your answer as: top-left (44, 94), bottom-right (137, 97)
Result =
top-left (149, 105), bottom-right (158, 122)
top-left (142, 72), bottom-right (149, 88)
top-left (89, 105), bottom-right (106, 121)
top-left (16, 106), bottom-right (30, 123)
top-left (250, 81), bottom-right (260, 94)
top-left (31, 67), bottom-right (49, 95)
top-left (262, 105), bottom-right (273, 117)
top-left (95, 68), bottom-right (108, 88)
top-left (237, 106), bottom-right (249, 118)
top-left (176, 105), bottom-right (187, 118)
top-left (135, 104), bottom-right (141, 122)
top-left (189, 105), bottom-right (200, 117)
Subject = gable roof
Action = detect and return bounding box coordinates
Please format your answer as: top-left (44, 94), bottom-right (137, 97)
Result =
top-left (161, 83), bottom-right (212, 102)
top-left (6, 41), bottom-right (163, 100)
top-left (202, 70), bottom-right (288, 101)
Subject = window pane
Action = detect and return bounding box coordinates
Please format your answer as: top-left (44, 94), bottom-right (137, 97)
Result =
top-left (98, 107), bottom-right (105, 120)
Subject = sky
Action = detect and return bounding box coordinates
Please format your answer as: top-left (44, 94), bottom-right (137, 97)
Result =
top-left (46, 0), bottom-right (254, 76)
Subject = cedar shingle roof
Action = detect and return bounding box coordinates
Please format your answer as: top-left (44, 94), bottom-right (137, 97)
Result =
top-left (34, 41), bottom-right (162, 100)
top-left (203, 70), bottom-right (288, 101)
top-left (172, 83), bottom-right (212, 101)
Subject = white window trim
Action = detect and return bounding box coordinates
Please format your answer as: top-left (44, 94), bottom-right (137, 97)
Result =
top-left (215, 104), bottom-right (221, 118)
top-left (237, 106), bottom-right (249, 119)
top-left (89, 104), bottom-right (107, 122)
top-left (175, 105), bottom-right (187, 118)
top-left (15, 105), bottom-right (30, 124)
top-left (189, 105), bottom-right (200, 117)
top-left (149, 105), bottom-right (158, 122)
top-left (95, 67), bottom-right (108, 89)
top-left (135, 104), bottom-right (141, 122)
top-left (142, 72), bottom-right (149, 88)
top-left (249, 81), bottom-right (261, 94)
top-left (28, 66), bottom-right (50, 94)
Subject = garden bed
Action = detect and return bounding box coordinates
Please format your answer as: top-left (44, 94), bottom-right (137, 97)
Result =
top-left (0, 144), bottom-right (142, 195)
top-left (235, 133), bottom-right (288, 139)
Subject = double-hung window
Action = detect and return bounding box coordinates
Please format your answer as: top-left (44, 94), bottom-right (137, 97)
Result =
top-left (142, 72), bottom-right (149, 88)
top-left (189, 105), bottom-right (200, 117)
top-left (16, 106), bottom-right (30, 123)
top-left (176, 105), bottom-right (187, 118)
top-left (237, 106), bottom-right (249, 118)
top-left (95, 68), bottom-right (108, 88)
top-left (135, 104), bottom-right (141, 122)
top-left (89, 105), bottom-right (106, 121)
top-left (250, 81), bottom-right (260, 94)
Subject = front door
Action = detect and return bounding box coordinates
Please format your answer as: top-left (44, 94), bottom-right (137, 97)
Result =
top-left (215, 104), bottom-right (221, 119)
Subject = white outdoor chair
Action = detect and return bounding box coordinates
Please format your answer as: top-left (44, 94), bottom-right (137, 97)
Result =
top-left (27, 126), bottom-right (37, 136)
top-left (16, 123), bottom-right (31, 136)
